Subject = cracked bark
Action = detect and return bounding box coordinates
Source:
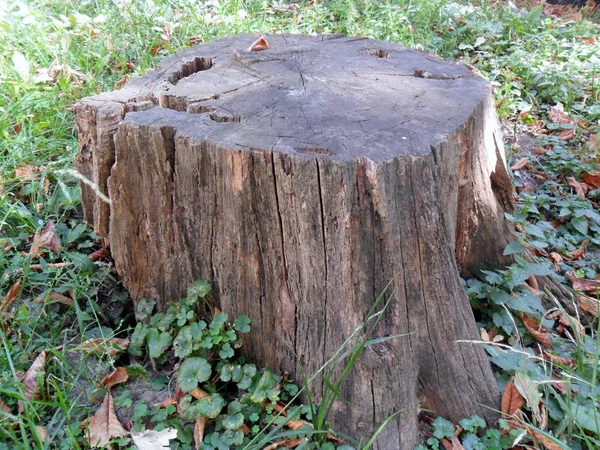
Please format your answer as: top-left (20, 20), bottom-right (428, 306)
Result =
top-left (73, 34), bottom-right (516, 448)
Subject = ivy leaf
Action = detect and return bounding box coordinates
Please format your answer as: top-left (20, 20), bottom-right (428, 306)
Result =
top-left (571, 217), bottom-right (589, 235)
top-left (130, 323), bottom-right (149, 356)
top-left (196, 393), bottom-right (225, 418)
top-left (234, 316), bottom-right (251, 333)
top-left (432, 416), bottom-right (455, 438)
top-left (135, 297), bottom-right (156, 322)
top-left (188, 280), bottom-right (212, 299)
top-left (174, 326), bottom-right (194, 359)
top-left (219, 343), bottom-right (234, 359)
top-left (146, 328), bottom-right (173, 359)
top-left (177, 357), bottom-right (212, 392)
top-left (223, 412), bottom-right (244, 430)
top-left (503, 241), bottom-right (526, 256)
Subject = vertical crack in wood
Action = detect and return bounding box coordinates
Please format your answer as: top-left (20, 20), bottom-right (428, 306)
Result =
top-left (407, 163), bottom-right (444, 404)
top-left (270, 151), bottom-right (294, 353)
top-left (315, 159), bottom-right (329, 368)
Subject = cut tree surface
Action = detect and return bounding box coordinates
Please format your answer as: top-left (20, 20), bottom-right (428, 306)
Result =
top-left (74, 34), bottom-right (515, 448)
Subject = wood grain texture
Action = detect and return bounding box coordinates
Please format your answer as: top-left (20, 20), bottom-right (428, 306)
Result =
top-left (74, 34), bottom-right (516, 448)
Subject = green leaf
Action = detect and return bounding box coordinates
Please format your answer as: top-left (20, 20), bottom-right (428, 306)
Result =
top-left (524, 223), bottom-right (545, 238)
top-left (234, 315), bottom-right (251, 333)
top-left (503, 241), bottom-right (526, 255)
top-left (188, 280), bottom-right (212, 299)
top-left (197, 393), bottom-right (225, 418)
top-left (219, 343), bottom-right (234, 359)
top-left (514, 372), bottom-right (542, 418)
top-left (177, 357), bottom-right (212, 392)
top-left (130, 323), bottom-right (149, 356)
top-left (173, 326), bottom-right (194, 359)
top-left (135, 298), bottom-right (156, 322)
top-left (571, 401), bottom-right (600, 433)
top-left (571, 216), bottom-right (589, 235)
top-left (146, 328), bottom-right (173, 359)
top-left (222, 412), bottom-right (244, 430)
top-left (432, 416), bottom-right (455, 438)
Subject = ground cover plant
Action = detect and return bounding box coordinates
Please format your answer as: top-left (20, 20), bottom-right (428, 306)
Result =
top-left (1, 0), bottom-right (599, 448)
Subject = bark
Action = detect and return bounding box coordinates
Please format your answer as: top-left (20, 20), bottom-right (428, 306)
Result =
top-left (74, 34), bottom-right (516, 448)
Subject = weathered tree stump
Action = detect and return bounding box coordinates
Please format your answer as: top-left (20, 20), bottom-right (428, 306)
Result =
top-left (74, 34), bottom-right (516, 448)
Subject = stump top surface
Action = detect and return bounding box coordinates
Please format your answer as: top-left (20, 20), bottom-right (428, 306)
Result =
top-left (87, 34), bottom-right (490, 162)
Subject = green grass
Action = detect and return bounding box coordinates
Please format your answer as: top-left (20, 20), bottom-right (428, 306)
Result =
top-left (1, 0), bottom-right (600, 448)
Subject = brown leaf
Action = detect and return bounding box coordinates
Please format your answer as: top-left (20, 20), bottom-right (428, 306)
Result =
top-left (152, 397), bottom-right (178, 408)
top-left (189, 387), bottom-right (210, 401)
top-left (286, 418), bottom-right (313, 431)
top-left (545, 308), bottom-right (585, 337)
top-left (89, 247), bottom-right (109, 261)
top-left (518, 312), bottom-right (551, 348)
top-left (248, 35), bottom-right (270, 51)
top-left (100, 367), bottom-right (129, 389)
top-left (15, 165), bottom-right (43, 181)
top-left (19, 351), bottom-right (47, 413)
top-left (194, 417), bottom-right (208, 447)
top-left (1, 279), bottom-right (21, 312)
top-left (578, 294), bottom-right (598, 315)
top-left (189, 36), bottom-right (203, 45)
top-left (566, 272), bottom-right (600, 293)
top-left (114, 75), bottom-right (129, 90)
top-left (566, 177), bottom-right (587, 198)
top-left (542, 350), bottom-right (576, 366)
top-left (510, 157), bottom-right (529, 171)
top-left (525, 426), bottom-right (562, 450)
top-left (551, 374), bottom-right (567, 396)
top-left (78, 338), bottom-right (130, 356)
top-left (582, 171), bottom-right (600, 188)
top-left (550, 103), bottom-right (572, 124)
top-left (34, 291), bottom-right (73, 307)
top-left (0, 397), bottom-right (11, 414)
top-left (440, 437), bottom-right (465, 450)
top-left (29, 221), bottom-right (62, 258)
top-left (36, 426), bottom-right (47, 442)
top-left (87, 392), bottom-right (129, 448)
top-left (558, 126), bottom-right (577, 141)
top-left (569, 239), bottom-right (590, 260)
top-left (548, 252), bottom-right (563, 271)
top-left (501, 380), bottom-right (524, 417)
top-left (263, 438), bottom-right (305, 450)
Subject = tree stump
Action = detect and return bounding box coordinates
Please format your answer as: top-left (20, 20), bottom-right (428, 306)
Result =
top-left (74, 34), bottom-right (516, 448)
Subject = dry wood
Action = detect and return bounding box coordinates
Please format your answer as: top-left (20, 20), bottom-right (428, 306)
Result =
top-left (74, 34), bottom-right (516, 448)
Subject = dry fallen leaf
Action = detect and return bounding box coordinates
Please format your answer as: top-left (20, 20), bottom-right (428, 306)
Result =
top-left (548, 252), bottom-right (563, 271)
top-left (569, 239), bottom-right (590, 260)
top-left (15, 165), bottom-right (43, 181)
top-left (510, 157), bottom-right (529, 171)
top-left (36, 426), bottom-right (47, 443)
top-left (114, 75), bottom-right (129, 90)
top-left (550, 103), bottom-right (572, 124)
top-left (501, 380), bottom-right (524, 417)
top-left (542, 350), bottom-right (576, 366)
top-left (440, 436), bottom-right (465, 450)
top-left (194, 417), bottom-right (208, 447)
top-left (518, 312), bottom-right (551, 348)
top-left (545, 308), bottom-right (585, 337)
top-left (263, 438), bottom-right (306, 450)
top-left (248, 35), bottom-right (270, 51)
top-left (566, 272), bottom-right (600, 293)
top-left (131, 428), bottom-right (177, 450)
top-left (34, 291), bottom-right (73, 307)
top-left (152, 397), bottom-right (178, 408)
top-left (89, 247), bottom-right (109, 261)
top-left (0, 279), bottom-right (21, 312)
top-left (578, 294), bottom-right (598, 316)
top-left (100, 367), bottom-right (129, 389)
top-left (566, 177), bottom-right (587, 198)
top-left (558, 126), bottom-right (577, 141)
top-left (525, 426), bottom-right (562, 450)
top-left (582, 171), bottom-right (600, 188)
top-left (190, 387), bottom-right (209, 400)
top-left (19, 351), bottom-right (47, 414)
top-left (29, 221), bottom-right (62, 258)
top-left (78, 338), bottom-right (130, 356)
top-left (551, 374), bottom-right (567, 396)
top-left (87, 392), bottom-right (129, 448)
top-left (0, 397), bottom-right (11, 414)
